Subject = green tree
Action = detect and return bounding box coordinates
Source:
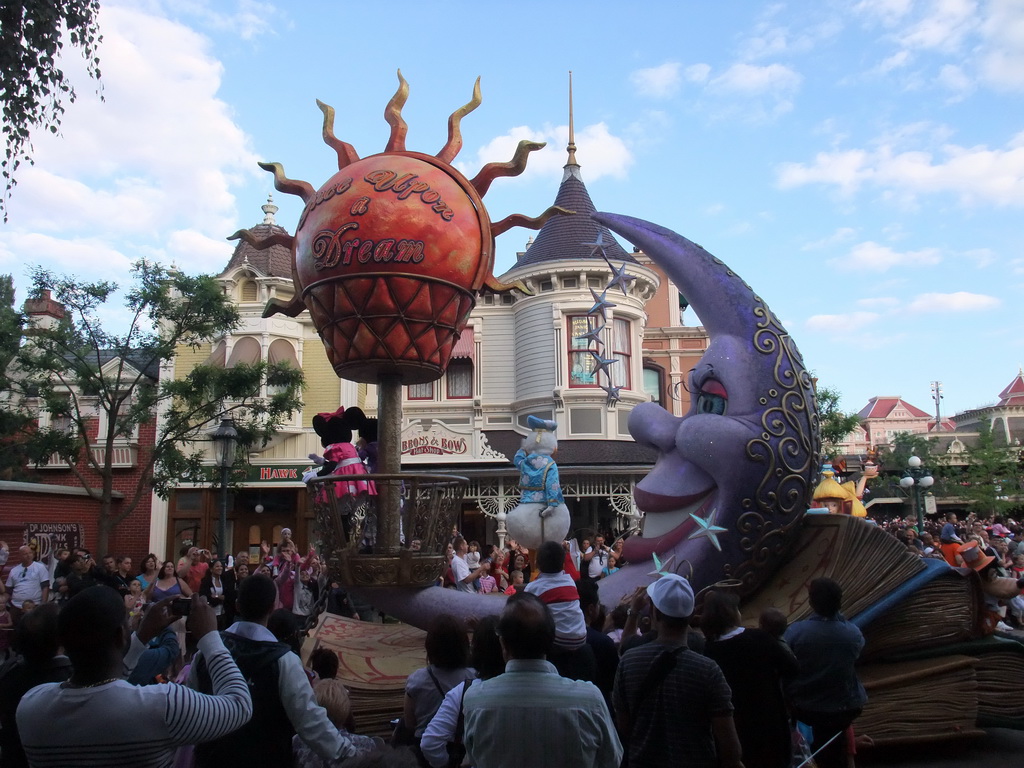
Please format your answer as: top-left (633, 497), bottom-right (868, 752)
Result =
top-left (0, 275), bottom-right (32, 479)
top-left (0, 0), bottom-right (103, 218)
top-left (957, 421), bottom-right (1021, 519)
top-left (2, 261), bottom-right (303, 554)
top-left (875, 432), bottom-right (937, 475)
top-left (816, 385), bottom-right (861, 459)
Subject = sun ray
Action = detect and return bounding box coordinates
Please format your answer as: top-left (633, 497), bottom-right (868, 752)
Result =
top-left (226, 229), bottom-right (295, 250)
top-left (316, 99), bottom-right (360, 170)
top-left (384, 69), bottom-right (410, 153)
top-left (470, 140), bottom-right (545, 197)
top-left (436, 77), bottom-right (482, 165)
top-left (491, 205), bottom-right (573, 237)
top-left (257, 162), bottom-right (314, 203)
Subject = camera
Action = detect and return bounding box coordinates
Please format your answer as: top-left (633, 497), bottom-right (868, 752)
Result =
top-left (170, 597), bottom-right (192, 617)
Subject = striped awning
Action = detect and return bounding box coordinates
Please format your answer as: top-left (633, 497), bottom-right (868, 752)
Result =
top-left (452, 327), bottom-right (474, 361)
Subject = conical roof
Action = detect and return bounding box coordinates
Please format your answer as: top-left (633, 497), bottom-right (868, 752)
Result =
top-left (223, 196), bottom-right (292, 279)
top-left (998, 368), bottom-right (1024, 407)
top-left (513, 164), bottom-right (636, 268)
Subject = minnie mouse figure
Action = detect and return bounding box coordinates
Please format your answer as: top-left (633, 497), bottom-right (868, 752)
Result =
top-left (307, 406), bottom-right (376, 497)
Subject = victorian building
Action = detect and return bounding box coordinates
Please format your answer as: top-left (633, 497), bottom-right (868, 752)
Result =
top-left (154, 138), bottom-right (709, 560)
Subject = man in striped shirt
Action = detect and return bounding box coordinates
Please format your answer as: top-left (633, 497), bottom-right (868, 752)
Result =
top-left (16, 588), bottom-right (252, 768)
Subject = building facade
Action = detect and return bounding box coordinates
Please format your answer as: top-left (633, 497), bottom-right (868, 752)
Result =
top-left (155, 147), bottom-right (710, 560)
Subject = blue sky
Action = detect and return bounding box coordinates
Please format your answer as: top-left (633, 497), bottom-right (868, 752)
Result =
top-left (2, 0), bottom-right (1022, 420)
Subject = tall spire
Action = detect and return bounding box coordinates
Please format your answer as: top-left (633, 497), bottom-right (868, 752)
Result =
top-left (566, 71), bottom-right (578, 167)
top-left (262, 194), bottom-right (279, 225)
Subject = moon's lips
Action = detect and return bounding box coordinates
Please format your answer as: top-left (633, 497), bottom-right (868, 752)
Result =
top-left (623, 488), bottom-right (716, 562)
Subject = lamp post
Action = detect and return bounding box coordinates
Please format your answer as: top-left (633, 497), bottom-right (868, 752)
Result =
top-left (211, 417), bottom-right (238, 558)
top-left (899, 455), bottom-right (934, 530)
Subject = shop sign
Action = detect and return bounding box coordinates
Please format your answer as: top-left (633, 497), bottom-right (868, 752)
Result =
top-left (247, 464), bottom-right (312, 483)
top-left (401, 421), bottom-right (506, 464)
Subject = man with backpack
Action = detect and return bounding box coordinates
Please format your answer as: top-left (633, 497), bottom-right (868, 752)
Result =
top-left (189, 574), bottom-right (360, 766)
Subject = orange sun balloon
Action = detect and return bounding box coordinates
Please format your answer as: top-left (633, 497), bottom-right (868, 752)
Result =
top-left (232, 71), bottom-right (568, 384)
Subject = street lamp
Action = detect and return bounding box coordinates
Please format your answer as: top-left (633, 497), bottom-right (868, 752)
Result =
top-left (211, 416), bottom-right (238, 558)
top-left (899, 455), bottom-right (934, 530)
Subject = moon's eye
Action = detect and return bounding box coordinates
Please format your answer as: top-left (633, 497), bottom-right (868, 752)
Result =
top-left (695, 379), bottom-right (728, 415)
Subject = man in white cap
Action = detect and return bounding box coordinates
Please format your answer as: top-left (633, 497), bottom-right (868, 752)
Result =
top-left (612, 574), bottom-right (743, 768)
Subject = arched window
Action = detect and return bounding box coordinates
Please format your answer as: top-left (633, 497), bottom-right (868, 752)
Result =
top-left (241, 280), bottom-right (258, 302)
top-left (227, 337), bottom-right (261, 367)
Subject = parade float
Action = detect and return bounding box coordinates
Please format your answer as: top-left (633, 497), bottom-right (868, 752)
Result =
top-left (238, 75), bottom-right (1024, 746)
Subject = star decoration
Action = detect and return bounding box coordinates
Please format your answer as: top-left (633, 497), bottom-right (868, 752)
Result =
top-left (589, 350), bottom-right (617, 377)
top-left (687, 507), bottom-right (728, 551)
top-left (587, 287), bottom-right (617, 320)
top-left (647, 552), bottom-right (678, 578)
top-left (601, 382), bottom-right (622, 404)
top-left (575, 322), bottom-right (605, 346)
top-left (605, 262), bottom-right (637, 297)
top-left (583, 231), bottom-right (608, 259)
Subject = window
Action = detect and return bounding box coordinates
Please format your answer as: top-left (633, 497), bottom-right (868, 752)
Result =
top-left (567, 316), bottom-right (599, 387)
top-left (408, 381), bottom-right (434, 400)
top-left (446, 360), bottom-right (473, 399)
top-left (241, 280), bottom-right (258, 302)
top-left (643, 366), bottom-right (663, 404)
top-left (612, 318), bottom-right (631, 389)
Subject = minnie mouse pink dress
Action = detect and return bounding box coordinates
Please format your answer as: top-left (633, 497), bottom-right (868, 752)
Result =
top-left (323, 442), bottom-right (377, 496)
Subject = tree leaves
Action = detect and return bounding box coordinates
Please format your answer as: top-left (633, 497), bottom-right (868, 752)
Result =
top-left (1, 260), bottom-right (305, 551)
top-left (0, 0), bottom-right (103, 219)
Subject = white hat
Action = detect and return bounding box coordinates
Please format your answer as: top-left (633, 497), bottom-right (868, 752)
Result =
top-left (647, 573), bottom-right (695, 619)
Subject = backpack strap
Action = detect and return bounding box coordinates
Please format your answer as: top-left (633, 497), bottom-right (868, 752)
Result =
top-left (427, 666), bottom-right (446, 696)
top-left (453, 678), bottom-right (472, 743)
top-left (629, 645), bottom-right (685, 715)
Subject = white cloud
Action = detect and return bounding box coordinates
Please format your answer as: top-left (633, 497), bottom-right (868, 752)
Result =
top-left (801, 227), bottom-right (857, 250)
top-left (684, 64), bottom-right (712, 84)
top-left (805, 311), bottom-right (880, 331)
top-left (937, 64), bottom-right (973, 96)
top-left (856, 296), bottom-right (901, 309)
top-left (830, 241), bottom-right (942, 272)
top-left (897, 0), bottom-right (979, 53)
top-left (0, 232), bottom-right (133, 282)
top-left (777, 150), bottom-right (870, 195)
top-left (961, 248), bottom-right (995, 268)
top-left (853, 0), bottom-right (914, 27)
top-left (0, 3), bottom-right (262, 290)
top-left (776, 133), bottom-right (1024, 206)
top-left (630, 63), bottom-right (683, 98)
top-left (979, 0), bottom-right (1024, 90)
top-left (905, 291), bottom-right (1001, 312)
top-left (464, 123), bottom-right (632, 183)
top-left (709, 63), bottom-right (802, 95)
top-left (168, 0), bottom-right (282, 41)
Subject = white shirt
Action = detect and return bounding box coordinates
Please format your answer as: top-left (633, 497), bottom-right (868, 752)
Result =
top-left (451, 554), bottom-right (475, 592)
top-left (6, 560), bottom-right (49, 607)
top-left (421, 678), bottom-right (479, 768)
top-left (588, 547), bottom-right (607, 579)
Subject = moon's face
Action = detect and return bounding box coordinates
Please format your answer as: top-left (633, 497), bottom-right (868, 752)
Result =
top-left (593, 212), bottom-right (820, 605)
top-left (624, 338), bottom-right (764, 565)
top-left (349, 212), bottom-right (820, 627)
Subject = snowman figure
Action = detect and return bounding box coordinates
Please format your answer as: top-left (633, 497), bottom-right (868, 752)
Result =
top-left (506, 416), bottom-right (571, 550)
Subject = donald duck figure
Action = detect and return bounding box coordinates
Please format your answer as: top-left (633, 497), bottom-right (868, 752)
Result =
top-left (507, 416), bottom-right (572, 550)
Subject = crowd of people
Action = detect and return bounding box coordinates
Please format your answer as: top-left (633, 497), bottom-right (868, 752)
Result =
top-left (873, 511), bottom-right (1024, 631)
top-left (442, 530), bottom-right (625, 596)
top-left (3, 507), bottom-right (1022, 767)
